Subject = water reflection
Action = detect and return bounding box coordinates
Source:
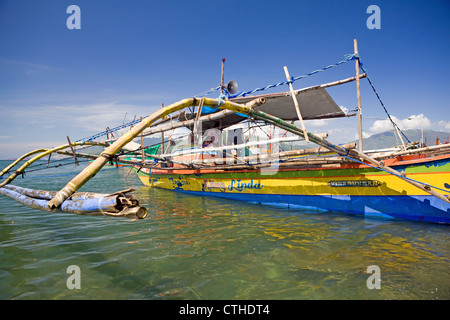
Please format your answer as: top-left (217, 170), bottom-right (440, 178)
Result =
top-left (134, 185), bottom-right (450, 299)
top-left (1, 164), bottom-right (449, 299)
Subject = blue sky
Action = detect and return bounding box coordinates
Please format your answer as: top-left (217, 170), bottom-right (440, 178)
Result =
top-left (0, 0), bottom-right (449, 158)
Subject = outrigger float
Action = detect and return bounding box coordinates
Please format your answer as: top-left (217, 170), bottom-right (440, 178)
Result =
top-left (1, 40), bottom-right (449, 223)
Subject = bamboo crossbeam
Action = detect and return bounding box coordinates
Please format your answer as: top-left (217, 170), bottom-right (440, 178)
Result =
top-left (278, 74), bottom-right (367, 95)
top-left (55, 150), bottom-right (168, 169)
top-left (243, 109), bottom-right (350, 156)
top-left (58, 144), bottom-right (349, 171)
top-left (370, 143), bottom-right (450, 160)
top-left (159, 133), bottom-right (328, 158)
top-left (147, 155), bottom-right (351, 172)
top-left (170, 142), bottom-right (356, 167)
top-left (194, 155), bottom-right (348, 167)
top-left (141, 107), bottom-right (236, 137)
top-left (318, 73), bottom-right (367, 89)
top-left (239, 142), bottom-right (356, 164)
top-left (277, 142), bottom-right (357, 158)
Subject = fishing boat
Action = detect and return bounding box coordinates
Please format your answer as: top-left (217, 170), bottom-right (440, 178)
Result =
top-left (130, 41), bottom-right (450, 224)
top-left (1, 40), bottom-right (449, 223)
top-left (131, 93), bottom-right (450, 224)
top-left (135, 147), bottom-right (450, 224)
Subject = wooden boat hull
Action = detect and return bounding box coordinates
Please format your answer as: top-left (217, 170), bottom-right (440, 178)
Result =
top-left (135, 154), bottom-right (450, 224)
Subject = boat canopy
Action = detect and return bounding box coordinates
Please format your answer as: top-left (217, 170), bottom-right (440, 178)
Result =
top-left (233, 87), bottom-right (347, 120)
top-left (178, 87), bottom-right (350, 132)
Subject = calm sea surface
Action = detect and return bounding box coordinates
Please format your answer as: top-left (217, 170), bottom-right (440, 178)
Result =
top-left (0, 160), bottom-right (449, 300)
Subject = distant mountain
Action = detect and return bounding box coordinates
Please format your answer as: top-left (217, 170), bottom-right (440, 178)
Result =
top-left (143, 137), bottom-right (164, 147)
top-left (361, 129), bottom-right (450, 150)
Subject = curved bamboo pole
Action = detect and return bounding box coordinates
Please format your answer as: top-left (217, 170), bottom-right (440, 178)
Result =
top-left (48, 98), bottom-right (197, 209)
top-left (0, 142), bottom-right (107, 188)
top-left (47, 97), bottom-right (266, 209)
top-left (0, 148), bottom-right (48, 178)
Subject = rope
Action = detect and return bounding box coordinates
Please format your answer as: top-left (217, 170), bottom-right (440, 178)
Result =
top-left (228, 54), bottom-right (358, 99)
top-left (7, 164), bottom-right (133, 180)
top-left (194, 86), bottom-right (221, 98)
top-left (357, 58), bottom-right (411, 144)
top-left (217, 93), bottom-right (227, 107)
top-left (75, 118), bottom-right (144, 143)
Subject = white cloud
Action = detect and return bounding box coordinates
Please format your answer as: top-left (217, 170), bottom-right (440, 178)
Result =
top-left (401, 114), bottom-right (432, 130)
top-left (307, 119), bottom-right (328, 127)
top-left (0, 101), bottom-right (161, 158)
top-left (71, 103), bottom-right (146, 131)
top-left (4, 102), bottom-right (156, 132)
top-left (0, 140), bottom-right (68, 159)
top-left (369, 114), bottom-right (431, 134)
top-left (0, 57), bottom-right (59, 76)
top-left (362, 131), bottom-right (371, 139)
top-left (438, 120), bottom-right (450, 131)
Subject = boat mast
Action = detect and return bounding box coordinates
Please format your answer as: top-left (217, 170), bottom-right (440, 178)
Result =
top-left (354, 39), bottom-right (363, 152)
top-left (220, 58), bottom-right (225, 94)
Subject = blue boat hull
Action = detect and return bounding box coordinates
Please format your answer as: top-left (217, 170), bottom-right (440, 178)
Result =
top-left (179, 190), bottom-right (450, 224)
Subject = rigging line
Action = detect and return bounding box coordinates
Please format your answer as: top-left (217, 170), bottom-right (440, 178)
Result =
top-left (358, 60), bottom-right (411, 143)
top-left (24, 156), bottom-right (86, 171)
top-left (249, 119), bottom-right (287, 152)
top-left (229, 54), bottom-right (357, 98)
top-left (16, 164), bottom-right (134, 180)
top-left (75, 117), bottom-right (145, 143)
top-left (193, 86), bottom-right (221, 98)
top-left (18, 159), bottom-right (91, 174)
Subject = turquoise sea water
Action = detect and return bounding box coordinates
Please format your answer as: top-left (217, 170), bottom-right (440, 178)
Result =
top-left (0, 160), bottom-right (449, 300)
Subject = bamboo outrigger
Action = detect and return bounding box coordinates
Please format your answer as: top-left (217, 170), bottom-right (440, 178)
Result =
top-left (0, 141), bottom-right (147, 219)
top-left (1, 40), bottom-right (449, 223)
top-left (0, 184), bottom-right (147, 219)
